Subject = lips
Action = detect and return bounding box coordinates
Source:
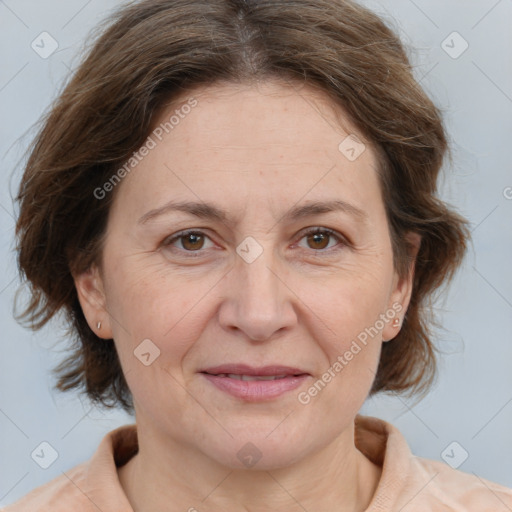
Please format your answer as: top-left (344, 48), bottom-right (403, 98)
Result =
top-left (214, 374), bottom-right (287, 381)
top-left (200, 364), bottom-right (309, 378)
top-left (199, 364), bottom-right (311, 401)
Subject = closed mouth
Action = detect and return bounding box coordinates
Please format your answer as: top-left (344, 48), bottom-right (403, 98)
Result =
top-left (199, 364), bottom-right (309, 379)
top-left (202, 372), bottom-right (305, 381)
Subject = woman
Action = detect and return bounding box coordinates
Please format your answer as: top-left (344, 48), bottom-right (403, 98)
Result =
top-left (7, 0), bottom-right (512, 510)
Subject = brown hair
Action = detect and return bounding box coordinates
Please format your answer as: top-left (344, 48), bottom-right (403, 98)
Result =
top-left (15, 0), bottom-right (471, 413)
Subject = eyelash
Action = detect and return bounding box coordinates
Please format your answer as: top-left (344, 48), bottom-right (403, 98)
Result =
top-left (161, 227), bottom-right (348, 258)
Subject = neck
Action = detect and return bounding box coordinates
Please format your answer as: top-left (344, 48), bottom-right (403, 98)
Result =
top-left (117, 418), bottom-right (382, 512)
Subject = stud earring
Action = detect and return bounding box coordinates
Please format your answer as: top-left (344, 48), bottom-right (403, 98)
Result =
top-left (392, 318), bottom-right (400, 328)
top-left (97, 321), bottom-right (102, 330)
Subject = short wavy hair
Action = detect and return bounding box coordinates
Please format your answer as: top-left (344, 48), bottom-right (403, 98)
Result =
top-left (15, 0), bottom-right (471, 413)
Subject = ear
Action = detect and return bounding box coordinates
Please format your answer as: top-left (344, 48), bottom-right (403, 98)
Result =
top-left (382, 231), bottom-right (422, 342)
top-left (73, 265), bottom-right (113, 339)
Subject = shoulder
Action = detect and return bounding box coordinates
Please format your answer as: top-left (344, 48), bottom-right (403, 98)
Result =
top-left (412, 455), bottom-right (512, 511)
top-left (355, 414), bottom-right (512, 511)
top-left (1, 462), bottom-right (93, 512)
top-left (2, 423), bottom-right (137, 511)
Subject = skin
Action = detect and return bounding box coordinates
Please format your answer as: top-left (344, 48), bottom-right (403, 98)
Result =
top-left (75, 80), bottom-right (421, 512)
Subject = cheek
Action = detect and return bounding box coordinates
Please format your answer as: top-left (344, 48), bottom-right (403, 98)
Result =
top-left (299, 264), bottom-right (391, 338)
top-left (107, 279), bottom-right (209, 412)
top-left (104, 257), bottom-right (217, 368)
top-left (304, 284), bottom-right (386, 408)
top-left (293, 265), bottom-right (391, 397)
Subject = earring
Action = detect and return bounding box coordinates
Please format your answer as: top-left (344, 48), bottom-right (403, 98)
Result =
top-left (97, 321), bottom-right (101, 330)
top-left (392, 318), bottom-right (400, 328)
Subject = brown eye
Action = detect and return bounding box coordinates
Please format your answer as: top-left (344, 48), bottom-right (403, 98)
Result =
top-left (180, 232), bottom-right (205, 250)
top-left (163, 230), bottom-right (214, 253)
top-left (306, 231), bottom-right (330, 250)
top-left (297, 228), bottom-right (345, 253)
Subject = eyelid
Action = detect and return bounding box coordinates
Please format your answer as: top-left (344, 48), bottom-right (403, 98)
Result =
top-left (161, 229), bottom-right (216, 254)
top-left (161, 226), bottom-right (349, 257)
top-left (292, 226), bottom-right (348, 252)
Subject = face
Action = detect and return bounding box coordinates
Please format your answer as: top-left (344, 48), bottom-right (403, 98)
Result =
top-left (76, 80), bottom-right (419, 469)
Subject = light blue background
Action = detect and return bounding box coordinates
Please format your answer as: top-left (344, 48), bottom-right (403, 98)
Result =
top-left (1, 0), bottom-right (511, 505)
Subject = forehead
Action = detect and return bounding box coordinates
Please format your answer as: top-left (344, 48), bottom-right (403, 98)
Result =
top-left (153, 80), bottom-right (369, 156)
top-left (109, 80), bottom-right (384, 225)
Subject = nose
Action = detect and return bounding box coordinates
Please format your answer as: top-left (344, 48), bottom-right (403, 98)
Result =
top-left (218, 247), bottom-right (298, 341)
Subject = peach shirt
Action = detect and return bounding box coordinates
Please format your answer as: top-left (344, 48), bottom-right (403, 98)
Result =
top-left (3, 415), bottom-right (512, 511)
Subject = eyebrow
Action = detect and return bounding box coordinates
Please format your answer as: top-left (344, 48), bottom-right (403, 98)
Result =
top-left (137, 199), bottom-right (368, 226)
